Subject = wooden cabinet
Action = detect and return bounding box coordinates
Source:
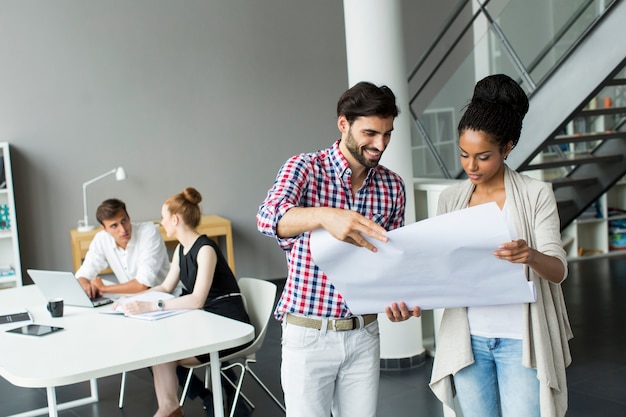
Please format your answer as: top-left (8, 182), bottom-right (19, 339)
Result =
top-left (0, 143), bottom-right (22, 289)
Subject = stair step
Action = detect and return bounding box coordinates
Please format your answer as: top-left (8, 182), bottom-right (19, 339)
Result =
top-left (552, 130), bottom-right (626, 144)
top-left (604, 78), bottom-right (626, 86)
top-left (578, 106), bottom-right (626, 117)
top-left (556, 199), bottom-right (575, 208)
top-left (550, 176), bottom-right (598, 189)
top-left (524, 153), bottom-right (623, 170)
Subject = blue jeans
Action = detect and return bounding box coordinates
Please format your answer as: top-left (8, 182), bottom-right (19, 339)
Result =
top-left (453, 336), bottom-right (540, 417)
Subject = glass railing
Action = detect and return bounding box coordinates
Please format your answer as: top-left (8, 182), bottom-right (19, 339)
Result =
top-left (409, 0), bottom-right (619, 178)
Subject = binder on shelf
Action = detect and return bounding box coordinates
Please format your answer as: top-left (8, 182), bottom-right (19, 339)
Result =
top-left (0, 204), bottom-right (10, 230)
top-left (0, 155), bottom-right (5, 189)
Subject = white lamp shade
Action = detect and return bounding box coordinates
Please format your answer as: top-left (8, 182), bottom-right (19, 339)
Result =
top-left (115, 167), bottom-right (127, 181)
top-left (79, 165), bottom-right (127, 232)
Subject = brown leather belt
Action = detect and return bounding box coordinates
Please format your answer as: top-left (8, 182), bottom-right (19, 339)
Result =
top-left (286, 313), bottom-right (377, 331)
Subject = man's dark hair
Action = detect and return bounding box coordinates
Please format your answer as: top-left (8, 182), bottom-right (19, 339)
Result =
top-left (336, 81), bottom-right (400, 124)
top-left (96, 198), bottom-right (129, 225)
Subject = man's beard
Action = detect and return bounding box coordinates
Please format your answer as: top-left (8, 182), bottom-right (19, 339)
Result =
top-left (345, 129), bottom-right (380, 169)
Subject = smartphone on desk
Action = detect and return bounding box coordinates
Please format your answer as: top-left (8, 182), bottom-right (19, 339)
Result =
top-left (6, 324), bottom-right (64, 336)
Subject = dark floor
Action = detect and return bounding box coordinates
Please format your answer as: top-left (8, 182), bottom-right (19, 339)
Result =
top-left (2, 254), bottom-right (625, 416)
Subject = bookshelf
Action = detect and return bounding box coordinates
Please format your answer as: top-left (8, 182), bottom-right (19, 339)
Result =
top-left (0, 143), bottom-right (22, 288)
top-left (562, 178), bottom-right (626, 259)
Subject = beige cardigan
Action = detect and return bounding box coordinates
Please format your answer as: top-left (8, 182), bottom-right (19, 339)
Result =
top-left (429, 166), bottom-right (573, 417)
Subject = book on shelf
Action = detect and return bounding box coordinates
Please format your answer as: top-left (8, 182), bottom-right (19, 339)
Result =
top-left (0, 266), bottom-right (15, 277)
top-left (0, 204), bottom-right (10, 230)
top-left (578, 199), bottom-right (603, 220)
top-left (0, 155), bottom-right (5, 189)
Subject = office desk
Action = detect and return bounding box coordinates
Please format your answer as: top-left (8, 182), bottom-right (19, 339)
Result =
top-left (0, 285), bottom-right (253, 417)
top-left (70, 214), bottom-right (236, 274)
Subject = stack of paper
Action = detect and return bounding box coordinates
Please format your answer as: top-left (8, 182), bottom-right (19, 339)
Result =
top-left (103, 291), bottom-right (189, 321)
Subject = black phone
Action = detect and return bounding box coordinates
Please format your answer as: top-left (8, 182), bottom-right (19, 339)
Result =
top-left (6, 324), bottom-right (64, 336)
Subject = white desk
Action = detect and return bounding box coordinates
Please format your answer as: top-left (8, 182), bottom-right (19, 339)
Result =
top-left (0, 285), bottom-right (254, 417)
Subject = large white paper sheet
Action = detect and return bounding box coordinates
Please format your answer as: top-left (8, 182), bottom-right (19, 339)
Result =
top-left (310, 202), bottom-right (535, 314)
top-left (101, 291), bottom-right (189, 320)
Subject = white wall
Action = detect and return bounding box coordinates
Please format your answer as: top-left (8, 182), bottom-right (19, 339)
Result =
top-left (0, 0), bottom-right (453, 283)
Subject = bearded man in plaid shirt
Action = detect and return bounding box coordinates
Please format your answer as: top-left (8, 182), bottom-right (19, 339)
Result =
top-left (257, 81), bottom-right (420, 417)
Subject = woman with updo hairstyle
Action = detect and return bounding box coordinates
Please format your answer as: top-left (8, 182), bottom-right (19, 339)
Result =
top-left (165, 187), bottom-right (203, 230)
top-left (120, 187), bottom-right (251, 417)
top-left (429, 75), bottom-right (572, 417)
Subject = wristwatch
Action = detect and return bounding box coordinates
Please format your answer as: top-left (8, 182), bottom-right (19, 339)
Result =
top-left (156, 300), bottom-right (165, 311)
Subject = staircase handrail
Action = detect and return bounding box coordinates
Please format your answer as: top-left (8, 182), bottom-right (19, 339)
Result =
top-left (407, 0), bottom-right (622, 179)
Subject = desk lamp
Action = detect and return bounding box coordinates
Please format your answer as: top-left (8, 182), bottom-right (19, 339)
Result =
top-left (78, 167), bottom-right (126, 232)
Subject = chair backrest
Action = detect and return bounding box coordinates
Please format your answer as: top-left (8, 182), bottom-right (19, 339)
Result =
top-left (234, 277), bottom-right (277, 357)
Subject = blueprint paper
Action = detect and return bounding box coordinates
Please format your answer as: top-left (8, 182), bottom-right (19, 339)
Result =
top-left (309, 202), bottom-right (536, 314)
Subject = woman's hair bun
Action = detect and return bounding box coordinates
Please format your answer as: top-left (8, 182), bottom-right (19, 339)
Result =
top-left (182, 187), bottom-right (202, 205)
top-left (472, 74), bottom-right (529, 118)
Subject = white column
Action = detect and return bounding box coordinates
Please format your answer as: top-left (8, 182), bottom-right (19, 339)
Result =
top-left (343, 0), bottom-right (424, 362)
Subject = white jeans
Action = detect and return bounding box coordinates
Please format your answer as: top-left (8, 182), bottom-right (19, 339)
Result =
top-left (281, 318), bottom-right (380, 417)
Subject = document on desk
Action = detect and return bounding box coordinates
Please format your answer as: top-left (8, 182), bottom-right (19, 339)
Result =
top-left (310, 202), bottom-right (536, 314)
top-left (102, 291), bottom-right (189, 321)
top-left (0, 308), bottom-right (33, 330)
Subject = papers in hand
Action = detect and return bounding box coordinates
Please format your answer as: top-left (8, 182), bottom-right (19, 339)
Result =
top-left (310, 202), bottom-right (537, 314)
top-left (103, 291), bottom-right (189, 321)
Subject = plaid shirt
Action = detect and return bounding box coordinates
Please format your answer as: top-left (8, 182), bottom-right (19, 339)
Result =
top-left (257, 140), bottom-right (405, 320)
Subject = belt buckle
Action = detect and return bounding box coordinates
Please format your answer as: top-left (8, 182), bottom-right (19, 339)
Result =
top-left (330, 316), bottom-right (359, 331)
top-left (331, 318), bottom-right (348, 331)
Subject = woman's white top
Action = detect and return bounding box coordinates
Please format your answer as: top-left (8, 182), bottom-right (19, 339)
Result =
top-left (467, 200), bottom-right (523, 339)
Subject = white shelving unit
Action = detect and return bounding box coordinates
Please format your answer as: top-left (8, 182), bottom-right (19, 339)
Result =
top-left (562, 178), bottom-right (626, 260)
top-left (0, 142), bottom-right (22, 288)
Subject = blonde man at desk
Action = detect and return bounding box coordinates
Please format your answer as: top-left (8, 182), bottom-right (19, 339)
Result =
top-left (75, 198), bottom-right (170, 298)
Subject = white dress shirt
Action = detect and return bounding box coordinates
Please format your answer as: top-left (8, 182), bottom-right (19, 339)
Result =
top-left (75, 222), bottom-right (169, 288)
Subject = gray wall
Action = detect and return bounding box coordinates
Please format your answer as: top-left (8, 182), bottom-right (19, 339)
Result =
top-left (0, 1), bottom-right (453, 283)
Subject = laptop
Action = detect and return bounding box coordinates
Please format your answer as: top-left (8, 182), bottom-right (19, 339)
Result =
top-left (27, 269), bottom-right (114, 308)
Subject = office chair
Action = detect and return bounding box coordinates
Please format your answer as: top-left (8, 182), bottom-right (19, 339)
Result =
top-left (118, 277), bottom-right (285, 416)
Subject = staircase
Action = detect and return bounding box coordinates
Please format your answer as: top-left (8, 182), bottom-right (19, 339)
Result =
top-left (509, 5), bottom-right (626, 230)
top-left (409, 0), bottom-right (626, 231)
top-left (516, 67), bottom-right (626, 228)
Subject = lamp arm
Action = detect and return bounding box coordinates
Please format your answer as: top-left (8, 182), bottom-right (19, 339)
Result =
top-left (82, 168), bottom-right (117, 188)
top-left (81, 168), bottom-right (117, 227)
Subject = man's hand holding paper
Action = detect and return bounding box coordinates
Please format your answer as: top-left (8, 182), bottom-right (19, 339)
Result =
top-left (310, 202), bottom-right (536, 314)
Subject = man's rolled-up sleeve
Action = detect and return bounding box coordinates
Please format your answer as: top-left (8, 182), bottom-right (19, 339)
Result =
top-left (257, 155), bottom-right (310, 251)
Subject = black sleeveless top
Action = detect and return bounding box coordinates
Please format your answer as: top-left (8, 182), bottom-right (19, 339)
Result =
top-left (179, 235), bottom-right (249, 324)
